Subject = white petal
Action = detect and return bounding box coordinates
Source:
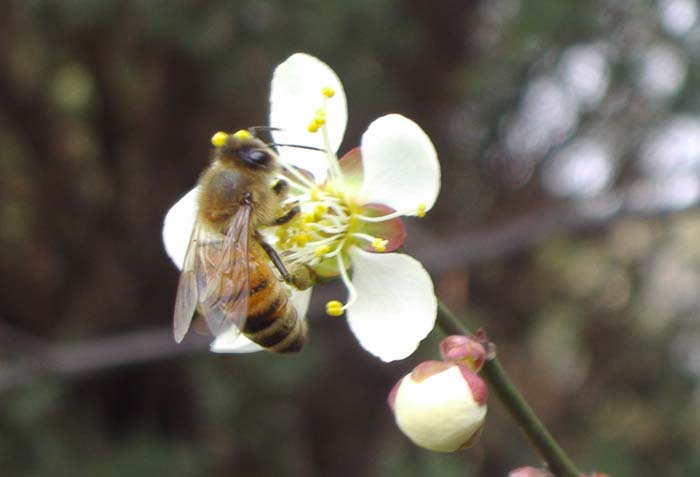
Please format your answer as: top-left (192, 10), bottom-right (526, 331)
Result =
top-left (270, 53), bottom-right (347, 182)
top-left (360, 114), bottom-right (440, 213)
top-left (289, 287), bottom-right (313, 318)
top-left (209, 288), bottom-right (313, 354)
top-left (346, 247), bottom-right (437, 362)
top-left (162, 186), bottom-right (199, 270)
top-left (210, 331), bottom-right (264, 354)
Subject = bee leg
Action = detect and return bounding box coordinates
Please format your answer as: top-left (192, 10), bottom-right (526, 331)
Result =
top-left (258, 234), bottom-right (294, 283)
top-left (257, 234), bottom-right (313, 290)
top-left (274, 205), bottom-right (300, 225)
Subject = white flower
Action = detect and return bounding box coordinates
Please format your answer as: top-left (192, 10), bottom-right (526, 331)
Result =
top-left (162, 53), bottom-right (441, 361)
top-left (388, 360), bottom-right (488, 452)
top-left (268, 53), bottom-right (441, 362)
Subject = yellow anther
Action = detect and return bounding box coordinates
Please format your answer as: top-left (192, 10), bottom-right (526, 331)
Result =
top-left (315, 244), bottom-right (330, 257)
top-left (321, 86), bottom-right (335, 98)
top-left (326, 300), bottom-right (344, 316)
top-left (307, 122), bottom-right (320, 133)
top-left (313, 116), bottom-right (326, 126)
top-left (310, 189), bottom-right (321, 201)
top-left (313, 204), bottom-right (328, 217)
top-left (372, 238), bottom-right (388, 252)
top-left (233, 129), bottom-right (252, 140)
top-left (416, 203), bottom-right (427, 218)
top-left (294, 233), bottom-right (311, 246)
top-left (302, 212), bottom-right (315, 223)
top-left (211, 131), bottom-right (228, 147)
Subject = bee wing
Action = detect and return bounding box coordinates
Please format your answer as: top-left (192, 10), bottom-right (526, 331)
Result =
top-left (197, 204), bottom-right (251, 338)
top-left (173, 221), bottom-right (203, 343)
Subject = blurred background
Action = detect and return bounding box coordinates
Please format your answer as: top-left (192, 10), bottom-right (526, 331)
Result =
top-left (1, 0), bottom-right (700, 475)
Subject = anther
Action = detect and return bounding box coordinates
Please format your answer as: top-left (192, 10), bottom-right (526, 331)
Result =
top-left (326, 300), bottom-right (344, 316)
top-left (315, 244), bottom-right (330, 257)
top-left (321, 86), bottom-right (335, 98)
top-left (371, 238), bottom-right (388, 252)
top-left (314, 204), bottom-right (328, 217)
top-left (233, 129), bottom-right (252, 140)
top-left (211, 131), bottom-right (228, 147)
top-left (416, 203), bottom-right (427, 218)
top-left (307, 122), bottom-right (320, 133)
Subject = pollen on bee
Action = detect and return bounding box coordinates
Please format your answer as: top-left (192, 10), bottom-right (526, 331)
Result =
top-left (211, 131), bottom-right (228, 147)
top-left (325, 300), bottom-right (344, 316)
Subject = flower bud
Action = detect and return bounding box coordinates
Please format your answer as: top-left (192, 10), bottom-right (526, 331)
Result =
top-left (508, 467), bottom-right (554, 477)
top-left (388, 360), bottom-right (487, 452)
top-left (439, 335), bottom-right (486, 371)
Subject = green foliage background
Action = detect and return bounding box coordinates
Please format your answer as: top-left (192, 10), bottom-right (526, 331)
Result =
top-left (1, 1), bottom-right (699, 476)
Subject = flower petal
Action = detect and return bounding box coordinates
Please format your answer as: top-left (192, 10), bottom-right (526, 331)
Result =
top-left (360, 114), bottom-right (440, 213)
top-left (270, 53), bottom-right (347, 183)
top-left (356, 203), bottom-right (406, 253)
top-left (210, 331), bottom-right (265, 354)
top-left (162, 186), bottom-right (199, 270)
top-left (210, 288), bottom-right (312, 353)
top-left (346, 247), bottom-right (437, 361)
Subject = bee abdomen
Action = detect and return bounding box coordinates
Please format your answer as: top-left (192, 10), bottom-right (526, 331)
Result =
top-left (243, 278), bottom-right (307, 353)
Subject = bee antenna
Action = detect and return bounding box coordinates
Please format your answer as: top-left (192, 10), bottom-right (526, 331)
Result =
top-left (248, 126), bottom-right (284, 134)
top-left (268, 143), bottom-right (326, 153)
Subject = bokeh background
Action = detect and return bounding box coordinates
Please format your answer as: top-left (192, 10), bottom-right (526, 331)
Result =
top-left (2, 0), bottom-right (700, 475)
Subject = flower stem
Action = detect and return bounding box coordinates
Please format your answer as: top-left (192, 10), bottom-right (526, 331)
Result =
top-left (436, 301), bottom-right (580, 477)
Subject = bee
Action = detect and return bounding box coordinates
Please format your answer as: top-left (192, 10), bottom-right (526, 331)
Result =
top-left (173, 129), bottom-right (310, 353)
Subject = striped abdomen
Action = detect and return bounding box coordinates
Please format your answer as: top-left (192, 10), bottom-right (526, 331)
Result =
top-left (243, 243), bottom-right (307, 353)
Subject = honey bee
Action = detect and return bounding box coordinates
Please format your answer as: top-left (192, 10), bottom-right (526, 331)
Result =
top-left (173, 129), bottom-right (310, 353)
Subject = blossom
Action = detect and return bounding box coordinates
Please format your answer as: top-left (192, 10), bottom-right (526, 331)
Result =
top-left (162, 53), bottom-right (441, 361)
top-left (268, 53), bottom-right (441, 362)
top-left (388, 360), bottom-right (488, 452)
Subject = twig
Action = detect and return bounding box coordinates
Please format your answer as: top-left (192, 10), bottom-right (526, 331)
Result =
top-left (0, 328), bottom-right (209, 393)
top-left (436, 302), bottom-right (580, 477)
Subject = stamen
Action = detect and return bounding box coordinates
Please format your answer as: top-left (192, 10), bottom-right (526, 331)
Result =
top-left (211, 131), bottom-right (228, 147)
top-left (335, 249), bottom-right (358, 308)
top-left (315, 244), bottom-right (331, 258)
top-left (322, 86), bottom-right (335, 98)
top-left (416, 203), bottom-right (427, 218)
top-left (326, 300), bottom-right (344, 316)
top-left (233, 129), bottom-right (252, 140)
top-left (371, 238), bottom-right (388, 252)
top-left (355, 210), bottom-right (404, 222)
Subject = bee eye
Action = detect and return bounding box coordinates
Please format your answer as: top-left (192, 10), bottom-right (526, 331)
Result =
top-left (239, 148), bottom-right (271, 167)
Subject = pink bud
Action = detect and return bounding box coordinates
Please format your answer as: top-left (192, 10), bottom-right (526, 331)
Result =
top-left (388, 361), bottom-right (488, 452)
top-left (509, 467), bottom-right (554, 477)
top-left (439, 335), bottom-right (486, 371)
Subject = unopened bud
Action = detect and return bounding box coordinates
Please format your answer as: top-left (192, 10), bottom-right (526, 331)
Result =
top-left (509, 467), bottom-right (554, 477)
top-left (439, 335), bottom-right (486, 371)
top-left (388, 361), bottom-right (487, 452)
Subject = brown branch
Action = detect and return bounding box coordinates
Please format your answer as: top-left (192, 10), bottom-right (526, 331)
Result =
top-left (0, 328), bottom-right (209, 393)
top-left (0, 190), bottom-right (695, 393)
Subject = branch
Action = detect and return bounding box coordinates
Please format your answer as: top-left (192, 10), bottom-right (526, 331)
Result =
top-left (0, 188), bottom-right (696, 394)
top-left (0, 328), bottom-right (209, 393)
top-left (436, 302), bottom-right (580, 477)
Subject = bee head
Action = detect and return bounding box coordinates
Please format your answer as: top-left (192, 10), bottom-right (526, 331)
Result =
top-left (211, 130), bottom-right (276, 170)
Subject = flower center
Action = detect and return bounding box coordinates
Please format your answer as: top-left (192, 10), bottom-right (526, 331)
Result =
top-left (270, 87), bottom-right (417, 317)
